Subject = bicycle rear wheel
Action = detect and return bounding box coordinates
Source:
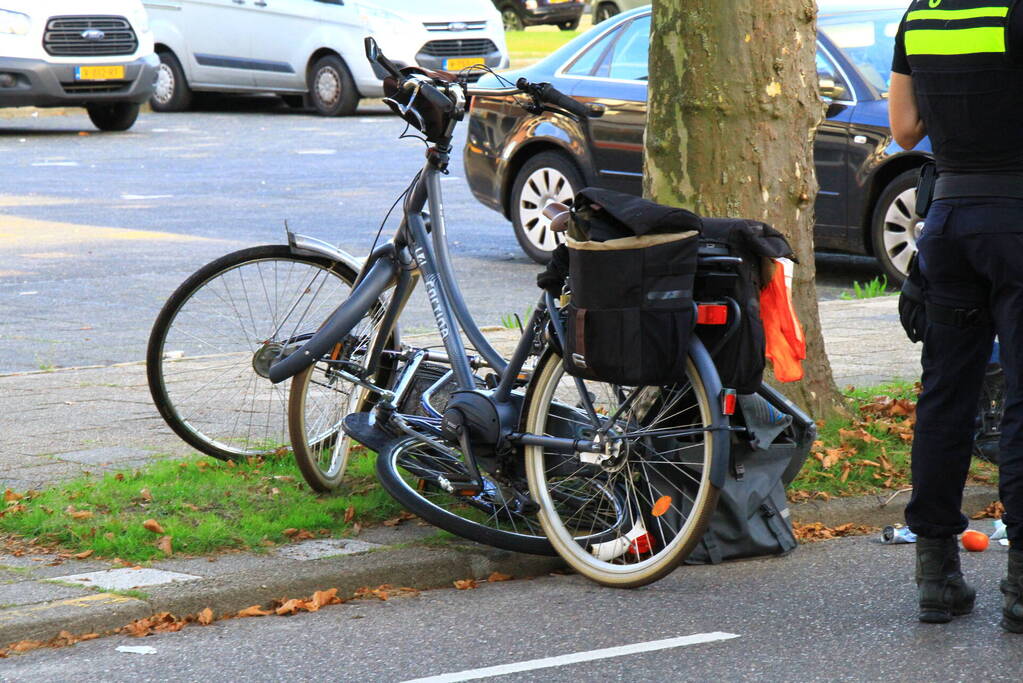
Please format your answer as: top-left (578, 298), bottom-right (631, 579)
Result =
top-left (147, 245), bottom-right (358, 461)
top-left (523, 349), bottom-right (721, 587)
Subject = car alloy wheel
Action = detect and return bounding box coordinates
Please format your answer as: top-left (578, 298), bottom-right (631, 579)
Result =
top-left (153, 62), bottom-right (175, 106)
top-left (517, 166), bottom-right (575, 254)
top-left (502, 7), bottom-right (524, 31)
top-left (872, 169), bottom-right (925, 284)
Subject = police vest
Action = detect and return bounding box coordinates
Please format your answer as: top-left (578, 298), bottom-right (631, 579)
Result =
top-left (903, 0), bottom-right (1023, 174)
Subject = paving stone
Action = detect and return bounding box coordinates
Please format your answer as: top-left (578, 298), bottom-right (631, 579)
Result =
top-left (53, 446), bottom-right (156, 465)
top-left (0, 580), bottom-right (93, 607)
top-left (274, 539), bottom-right (384, 561)
top-left (50, 568), bottom-right (202, 591)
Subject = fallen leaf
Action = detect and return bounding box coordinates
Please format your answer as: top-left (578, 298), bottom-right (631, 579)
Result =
top-left (310, 588), bottom-right (342, 609)
top-left (282, 528), bottom-right (299, 537)
top-left (73, 550), bottom-right (94, 559)
top-left (197, 608), bottom-right (214, 625)
top-left (236, 605), bottom-right (271, 618)
top-left (344, 506), bottom-right (356, 523)
top-left (4, 489), bottom-right (23, 503)
top-left (487, 572), bottom-right (512, 582)
top-left (453, 579), bottom-right (478, 590)
top-left (157, 536), bottom-right (173, 556)
top-left (140, 488), bottom-right (153, 502)
top-left (142, 519), bottom-right (165, 534)
top-left (275, 598), bottom-right (304, 616)
top-left (972, 500), bottom-right (1005, 520)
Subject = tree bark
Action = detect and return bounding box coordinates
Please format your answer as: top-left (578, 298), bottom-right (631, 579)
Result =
top-left (644, 0), bottom-right (842, 418)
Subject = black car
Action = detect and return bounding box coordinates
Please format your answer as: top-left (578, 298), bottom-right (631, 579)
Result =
top-left (465, 4), bottom-right (931, 283)
top-left (494, 0), bottom-right (586, 32)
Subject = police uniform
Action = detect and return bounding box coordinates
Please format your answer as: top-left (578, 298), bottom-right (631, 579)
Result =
top-left (893, 0), bottom-right (1023, 628)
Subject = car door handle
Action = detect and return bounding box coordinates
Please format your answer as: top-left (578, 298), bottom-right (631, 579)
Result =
top-left (232, 0), bottom-right (245, 4)
top-left (254, 0), bottom-right (267, 5)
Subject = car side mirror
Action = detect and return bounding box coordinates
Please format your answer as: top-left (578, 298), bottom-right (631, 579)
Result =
top-left (819, 76), bottom-right (847, 102)
top-left (365, 37), bottom-right (379, 64)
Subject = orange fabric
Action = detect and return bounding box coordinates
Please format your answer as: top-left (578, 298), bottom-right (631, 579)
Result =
top-left (761, 259), bottom-right (805, 382)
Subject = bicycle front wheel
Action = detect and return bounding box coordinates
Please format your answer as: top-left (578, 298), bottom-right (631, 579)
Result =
top-left (147, 245), bottom-right (358, 461)
top-left (523, 349), bottom-right (721, 587)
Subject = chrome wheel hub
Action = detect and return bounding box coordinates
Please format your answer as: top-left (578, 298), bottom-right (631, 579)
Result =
top-left (316, 68), bottom-right (341, 106)
top-left (518, 167), bottom-right (574, 253)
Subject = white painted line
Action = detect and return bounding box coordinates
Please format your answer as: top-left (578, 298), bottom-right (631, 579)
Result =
top-left (121, 194), bottom-right (173, 200)
top-left (295, 149), bottom-right (336, 155)
top-left (31, 161), bottom-right (79, 167)
top-left (402, 632), bottom-right (740, 683)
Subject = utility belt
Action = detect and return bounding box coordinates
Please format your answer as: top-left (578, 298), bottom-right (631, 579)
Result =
top-left (916, 163), bottom-right (1023, 216)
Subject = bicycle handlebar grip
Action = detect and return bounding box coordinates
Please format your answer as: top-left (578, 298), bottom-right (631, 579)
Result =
top-left (267, 257), bottom-right (398, 384)
top-left (532, 81), bottom-right (593, 119)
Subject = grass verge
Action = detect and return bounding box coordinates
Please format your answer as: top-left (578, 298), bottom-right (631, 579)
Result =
top-left (505, 30), bottom-right (580, 64)
top-left (788, 380), bottom-right (998, 501)
top-left (0, 449), bottom-right (402, 563)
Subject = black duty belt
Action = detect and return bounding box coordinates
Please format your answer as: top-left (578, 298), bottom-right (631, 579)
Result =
top-left (934, 174), bottom-right (1023, 201)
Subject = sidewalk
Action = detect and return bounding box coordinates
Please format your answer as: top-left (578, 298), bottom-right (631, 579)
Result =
top-left (5, 296), bottom-right (989, 650)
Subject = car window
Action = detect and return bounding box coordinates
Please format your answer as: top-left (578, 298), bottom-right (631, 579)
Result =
top-left (816, 49), bottom-right (851, 101)
top-left (818, 9), bottom-right (902, 95)
top-left (604, 14), bottom-right (650, 81)
top-left (564, 26), bottom-right (619, 76)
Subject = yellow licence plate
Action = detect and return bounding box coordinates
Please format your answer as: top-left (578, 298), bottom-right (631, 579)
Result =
top-left (75, 65), bottom-right (125, 81)
top-left (443, 57), bottom-right (482, 72)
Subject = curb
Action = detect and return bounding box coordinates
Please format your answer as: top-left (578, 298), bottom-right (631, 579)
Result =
top-left (789, 485), bottom-right (999, 528)
top-left (0, 544), bottom-right (564, 648)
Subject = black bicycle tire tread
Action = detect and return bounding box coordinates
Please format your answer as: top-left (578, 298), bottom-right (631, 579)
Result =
top-left (146, 245), bottom-right (357, 461)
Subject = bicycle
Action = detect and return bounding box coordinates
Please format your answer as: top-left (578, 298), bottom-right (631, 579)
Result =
top-left (146, 231), bottom-right (397, 463)
top-left (268, 38), bottom-right (747, 588)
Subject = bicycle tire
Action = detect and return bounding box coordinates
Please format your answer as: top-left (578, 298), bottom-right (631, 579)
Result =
top-left (375, 435), bottom-right (557, 555)
top-left (523, 348), bottom-right (721, 588)
top-left (288, 301), bottom-right (397, 492)
top-left (147, 245), bottom-right (359, 461)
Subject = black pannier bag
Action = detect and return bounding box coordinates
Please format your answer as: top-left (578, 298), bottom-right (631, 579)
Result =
top-left (686, 388), bottom-right (816, 564)
top-left (695, 218), bottom-right (795, 394)
top-left (563, 187), bottom-right (702, 386)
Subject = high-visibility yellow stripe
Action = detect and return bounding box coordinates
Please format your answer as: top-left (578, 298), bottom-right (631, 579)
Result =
top-left (905, 26), bottom-right (1006, 55)
top-left (907, 6), bottom-right (1010, 21)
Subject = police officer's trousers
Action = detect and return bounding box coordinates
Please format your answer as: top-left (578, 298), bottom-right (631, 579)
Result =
top-left (906, 198), bottom-right (1023, 545)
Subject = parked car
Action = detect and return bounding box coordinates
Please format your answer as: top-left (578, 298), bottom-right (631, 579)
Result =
top-left (465, 3), bottom-right (929, 283)
top-left (144, 0), bottom-right (508, 116)
top-left (494, 1), bottom-right (585, 32)
top-left (0, 0), bottom-right (157, 131)
top-left (590, 0), bottom-right (647, 24)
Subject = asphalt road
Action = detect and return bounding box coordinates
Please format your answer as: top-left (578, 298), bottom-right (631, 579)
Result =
top-left (0, 98), bottom-right (885, 375)
top-left (4, 533), bottom-right (1022, 682)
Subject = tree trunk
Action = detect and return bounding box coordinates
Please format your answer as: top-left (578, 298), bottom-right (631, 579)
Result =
top-left (644, 0), bottom-right (842, 418)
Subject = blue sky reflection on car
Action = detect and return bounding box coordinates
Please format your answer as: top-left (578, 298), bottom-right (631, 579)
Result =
top-left (464, 3), bottom-right (931, 282)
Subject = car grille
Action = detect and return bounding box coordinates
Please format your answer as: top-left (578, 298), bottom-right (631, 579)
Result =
top-left (423, 21), bottom-right (487, 32)
top-left (62, 82), bottom-right (131, 95)
top-left (420, 39), bottom-right (498, 57)
top-left (44, 16), bottom-right (138, 57)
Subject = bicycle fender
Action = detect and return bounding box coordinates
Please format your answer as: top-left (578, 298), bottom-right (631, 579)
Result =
top-left (268, 256), bottom-right (399, 384)
top-left (688, 336), bottom-right (731, 490)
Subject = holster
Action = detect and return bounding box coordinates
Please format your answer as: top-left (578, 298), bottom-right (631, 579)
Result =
top-left (899, 253), bottom-right (927, 343)
top-left (916, 162), bottom-right (937, 218)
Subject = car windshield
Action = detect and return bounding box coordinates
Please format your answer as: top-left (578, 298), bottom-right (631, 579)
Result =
top-left (818, 8), bottom-right (904, 96)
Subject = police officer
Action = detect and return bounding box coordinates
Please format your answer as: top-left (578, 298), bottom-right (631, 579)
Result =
top-left (891, 0), bottom-right (1023, 630)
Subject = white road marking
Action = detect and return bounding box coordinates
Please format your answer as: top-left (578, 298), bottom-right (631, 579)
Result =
top-left (31, 161), bottom-right (78, 167)
top-left (402, 632), bottom-right (740, 683)
top-left (121, 194), bottom-right (173, 200)
top-left (295, 149), bottom-right (336, 155)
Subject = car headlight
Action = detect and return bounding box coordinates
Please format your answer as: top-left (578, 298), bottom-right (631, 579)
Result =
top-left (357, 3), bottom-right (405, 33)
top-left (0, 8), bottom-right (30, 36)
top-left (525, 0), bottom-right (538, 10)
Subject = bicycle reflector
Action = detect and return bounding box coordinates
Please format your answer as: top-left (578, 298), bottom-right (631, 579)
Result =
top-left (697, 304), bottom-right (729, 325)
top-left (721, 388), bottom-right (737, 416)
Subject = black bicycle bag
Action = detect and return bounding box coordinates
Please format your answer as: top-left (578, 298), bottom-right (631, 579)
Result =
top-left (562, 188), bottom-right (701, 387)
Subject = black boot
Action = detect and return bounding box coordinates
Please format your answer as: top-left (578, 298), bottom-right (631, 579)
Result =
top-left (1001, 549), bottom-right (1023, 633)
top-left (915, 536), bottom-right (976, 623)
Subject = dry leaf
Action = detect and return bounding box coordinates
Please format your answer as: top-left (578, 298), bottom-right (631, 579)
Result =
top-left (344, 506), bottom-right (356, 523)
top-left (487, 571), bottom-right (512, 582)
top-left (114, 473), bottom-right (125, 481)
top-left (143, 519), bottom-right (165, 534)
top-left (275, 599), bottom-right (304, 616)
top-left (140, 488), bottom-right (153, 502)
top-left (972, 501), bottom-right (1005, 520)
top-left (453, 579), bottom-right (478, 590)
top-left (3, 489), bottom-right (22, 503)
top-left (73, 550), bottom-right (94, 559)
top-left (157, 536), bottom-right (173, 556)
top-left (237, 605), bottom-right (271, 618)
top-left (282, 528), bottom-right (299, 537)
top-left (67, 508), bottom-right (93, 520)
top-left (197, 607), bottom-right (214, 625)
top-left (310, 588), bottom-right (342, 609)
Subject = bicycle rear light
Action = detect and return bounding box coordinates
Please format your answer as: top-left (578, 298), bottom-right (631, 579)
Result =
top-left (697, 304), bottom-right (729, 325)
top-left (721, 388), bottom-right (737, 416)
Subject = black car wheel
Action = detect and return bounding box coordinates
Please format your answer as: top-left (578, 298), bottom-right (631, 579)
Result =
top-left (86, 102), bottom-right (140, 132)
top-left (871, 169), bottom-right (924, 285)
top-left (150, 50), bottom-right (192, 113)
top-left (594, 2), bottom-right (620, 23)
top-left (309, 55), bottom-right (359, 117)
top-left (559, 19), bottom-right (580, 31)
top-left (502, 6), bottom-right (525, 31)
top-left (510, 151), bottom-right (583, 264)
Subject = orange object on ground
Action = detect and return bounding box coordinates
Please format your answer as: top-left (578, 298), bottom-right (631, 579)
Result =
top-left (760, 258), bottom-right (806, 382)
top-left (961, 530), bottom-right (989, 552)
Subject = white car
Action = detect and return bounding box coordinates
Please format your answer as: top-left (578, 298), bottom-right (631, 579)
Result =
top-left (144, 0), bottom-right (509, 116)
top-left (0, 0), bottom-right (158, 131)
